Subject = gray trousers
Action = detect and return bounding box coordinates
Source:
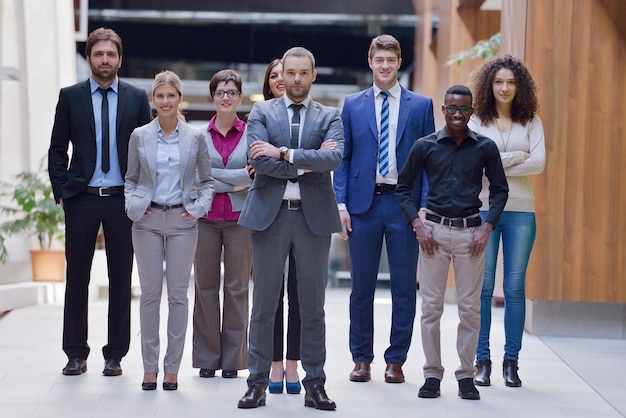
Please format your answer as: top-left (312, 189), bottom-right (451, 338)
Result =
top-left (192, 219), bottom-right (251, 371)
top-left (419, 220), bottom-right (485, 381)
top-left (247, 208), bottom-right (330, 389)
top-left (132, 207), bottom-right (198, 374)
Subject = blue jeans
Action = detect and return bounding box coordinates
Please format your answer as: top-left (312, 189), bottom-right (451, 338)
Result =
top-left (477, 211), bottom-right (536, 361)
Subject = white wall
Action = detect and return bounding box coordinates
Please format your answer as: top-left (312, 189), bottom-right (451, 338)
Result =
top-left (0, 0), bottom-right (76, 283)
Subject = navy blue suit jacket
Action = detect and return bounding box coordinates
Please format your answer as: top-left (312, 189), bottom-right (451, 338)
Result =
top-left (334, 86), bottom-right (435, 215)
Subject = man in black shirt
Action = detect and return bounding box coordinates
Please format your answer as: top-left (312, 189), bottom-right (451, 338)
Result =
top-left (396, 85), bottom-right (508, 401)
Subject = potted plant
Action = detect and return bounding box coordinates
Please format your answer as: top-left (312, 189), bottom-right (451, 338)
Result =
top-left (0, 159), bottom-right (65, 281)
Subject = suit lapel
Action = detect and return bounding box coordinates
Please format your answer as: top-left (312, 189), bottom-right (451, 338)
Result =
top-left (144, 119), bottom-right (159, 185)
top-left (116, 81), bottom-right (129, 133)
top-left (396, 87), bottom-right (411, 145)
top-left (273, 99), bottom-right (291, 147)
top-left (80, 80), bottom-right (96, 137)
top-left (301, 102), bottom-right (321, 147)
top-left (365, 88), bottom-right (378, 141)
top-left (178, 122), bottom-right (192, 180)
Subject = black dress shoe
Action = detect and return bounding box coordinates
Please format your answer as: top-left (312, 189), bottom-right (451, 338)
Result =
top-left (62, 358), bottom-right (87, 376)
top-left (304, 384), bottom-right (336, 410)
top-left (142, 381), bottom-right (157, 391)
top-left (238, 385), bottom-right (266, 409)
top-left (418, 377), bottom-right (441, 398)
top-left (503, 360), bottom-right (522, 387)
top-left (222, 369), bottom-right (238, 378)
top-left (458, 377), bottom-right (480, 400)
top-left (199, 368), bottom-right (215, 378)
top-left (103, 359), bottom-right (122, 376)
top-left (163, 381), bottom-right (178, 391)
top-left (474, 359), bottom-right (492, 386)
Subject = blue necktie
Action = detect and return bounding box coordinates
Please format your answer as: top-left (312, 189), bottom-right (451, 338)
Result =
top-left (378, 91), bottom-right (390, 176)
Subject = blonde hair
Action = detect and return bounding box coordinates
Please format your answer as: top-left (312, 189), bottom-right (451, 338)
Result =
top-left (152, 70), bottom-right (185, 121)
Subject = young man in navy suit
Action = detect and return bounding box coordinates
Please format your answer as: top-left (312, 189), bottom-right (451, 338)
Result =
top-left (333, 34), bottom-right (435, 384)
top-left (48, 27), bottom-right (151, 377)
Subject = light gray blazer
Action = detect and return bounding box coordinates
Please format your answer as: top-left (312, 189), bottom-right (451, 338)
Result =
top-left (238, 97), bottom-right (344, 235)
top-left (124, 118), bottom-right (214, 222)
top-left (203, 127), bottom-right (251, 213)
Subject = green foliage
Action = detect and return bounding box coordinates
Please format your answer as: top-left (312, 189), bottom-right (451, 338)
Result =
top-left (0, 159), bottom-right (64, 264)
top-left (446, 32), bottom-right (501, 66)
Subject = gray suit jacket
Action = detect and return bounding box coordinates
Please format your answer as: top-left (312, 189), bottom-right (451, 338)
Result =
top-left (124, 119), bottom-right (215, 222)
top-left (203, 128), bottom-right (251, 213)
top-left (238, 97), bottom-right (344, 235)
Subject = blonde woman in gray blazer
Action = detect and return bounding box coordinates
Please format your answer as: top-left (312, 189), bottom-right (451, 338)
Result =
top-left (124, 70), bottom-right (214, 391)
top-left (192, 69), bottom-right (252, 379)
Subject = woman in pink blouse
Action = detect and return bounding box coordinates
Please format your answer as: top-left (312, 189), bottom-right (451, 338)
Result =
top-left (192, 69), bottom-right (252, 379)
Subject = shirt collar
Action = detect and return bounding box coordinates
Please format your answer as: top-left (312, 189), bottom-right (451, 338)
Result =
top-left (157, 120), bottom-right (180, 136)
top-left (437, 126), bottom-right (478, 142)
top-left (283, 95), bottom-right (312, 110)
top-left (89, 77), bottom-right (119, 94)
top-left (207, 115), bottom-right (245, 134)
top-left (372, 82), bottom-right (401, 99)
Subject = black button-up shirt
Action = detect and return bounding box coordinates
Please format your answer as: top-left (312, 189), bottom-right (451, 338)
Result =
top-left (396, 127), bottom-right (508, 226)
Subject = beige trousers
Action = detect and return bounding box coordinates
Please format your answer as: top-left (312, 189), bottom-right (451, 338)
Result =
top-left (419, 220), bottom-right (484, 381)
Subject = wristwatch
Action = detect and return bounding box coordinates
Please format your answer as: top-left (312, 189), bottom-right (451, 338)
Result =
top-left (279, 146), bottom-right (288, 161)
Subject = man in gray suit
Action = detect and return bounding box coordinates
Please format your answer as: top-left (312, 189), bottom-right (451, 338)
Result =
top-left (237, 47), bottom-right (344, 411)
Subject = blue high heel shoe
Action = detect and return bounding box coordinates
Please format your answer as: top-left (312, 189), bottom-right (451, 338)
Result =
top-left (285, 379), bottom-right (301, 394)
top-left (268, 379), bottom-right (284, 394)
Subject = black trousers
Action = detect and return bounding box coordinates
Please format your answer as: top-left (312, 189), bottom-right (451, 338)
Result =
top-left (62, 192), bottom-right (133, 361)
top-left (272, 251), bottom-right (301, 361)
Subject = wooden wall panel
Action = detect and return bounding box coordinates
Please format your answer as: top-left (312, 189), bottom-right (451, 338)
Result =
top-left (525, 0), bottom-right (626, 302)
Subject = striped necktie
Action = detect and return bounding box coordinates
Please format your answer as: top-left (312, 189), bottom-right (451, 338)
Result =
top-left (378, 91), bottom-right (390, 176)
top-left (289, 103), bottom-right (303, 182)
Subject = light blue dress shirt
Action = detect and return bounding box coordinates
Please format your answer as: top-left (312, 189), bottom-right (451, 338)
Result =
top-left (88, 77), bottom-right (124, 187)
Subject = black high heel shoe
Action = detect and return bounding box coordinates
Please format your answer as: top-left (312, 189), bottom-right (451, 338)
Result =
top-left (163, 381), bottom-right (178, 391)
top-left (142, 381), bottom-right (157, 390)
top-left (142, 373), bottom-right (158, 390)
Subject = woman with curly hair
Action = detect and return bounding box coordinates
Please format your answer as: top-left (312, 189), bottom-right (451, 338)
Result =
top-left (468, 55), bottom-right (546, 388)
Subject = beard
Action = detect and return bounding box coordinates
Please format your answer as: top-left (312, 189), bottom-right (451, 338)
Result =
top-left (90, 63), bottom-right (119, 83)
top-left (285, 84), bottom-right (310, 100)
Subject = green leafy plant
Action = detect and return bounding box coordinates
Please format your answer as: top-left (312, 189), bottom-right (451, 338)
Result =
top-left (0, 159), bottom-right (64, 264)
top-left (446, 32), bottom-right (501, 66)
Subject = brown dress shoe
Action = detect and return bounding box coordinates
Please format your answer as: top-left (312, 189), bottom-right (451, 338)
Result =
top-left (349, 361), bottom-right (371, 382)
top-left (384, 363), bottom-right (405, 383)
top-left (237, 385), bottom-right (266, 409)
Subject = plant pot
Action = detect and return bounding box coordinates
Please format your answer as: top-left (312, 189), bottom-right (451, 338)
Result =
top-left (30, 249), bottom-right (65, 282)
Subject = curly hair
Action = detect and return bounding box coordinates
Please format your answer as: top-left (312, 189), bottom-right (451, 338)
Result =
top-left (471, 54), bottom-right (539, 126)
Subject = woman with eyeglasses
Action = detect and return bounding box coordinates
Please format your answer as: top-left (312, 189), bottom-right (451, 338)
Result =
top-left (192, 69), bottom-right (252, 379)
top-left (468, 55), bottom-right (546, 388)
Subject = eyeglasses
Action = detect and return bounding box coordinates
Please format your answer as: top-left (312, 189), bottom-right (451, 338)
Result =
top-left (214, 90), bottom-right (240, 98)
top-left (444, 105), bottom-right (472, 114)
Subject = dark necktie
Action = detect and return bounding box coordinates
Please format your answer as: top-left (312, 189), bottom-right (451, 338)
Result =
top-left (379, 91), bottom-right (390, 176)
top-left (98, 87), bottom-right (112, 173)
top-left (288, 104), bottom-right (303, 182)
top-left (290, 103), bottom-right (303, 149)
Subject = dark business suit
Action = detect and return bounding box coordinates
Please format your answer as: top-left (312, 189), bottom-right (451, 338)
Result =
top-left (48, 78), bottom-right (151, 362)
top-left (238, 97), bottom-right (343, 389)
top-left (333, 85), bottom-right (435, 365)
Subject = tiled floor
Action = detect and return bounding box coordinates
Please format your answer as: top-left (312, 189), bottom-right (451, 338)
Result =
top-left (0, 284), bottom-right (624, 417)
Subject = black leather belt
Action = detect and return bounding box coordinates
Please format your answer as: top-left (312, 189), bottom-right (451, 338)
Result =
top-left (425, 213), bottom-right (482, 228)
top-left (281, 200), bottom-right (301, 210)
top-left (85, 186), bottom-right (123, 197)
top-left (150, 202), bottom-right (184, 211)
top-left (374, 183), bottom-right (396, 194)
